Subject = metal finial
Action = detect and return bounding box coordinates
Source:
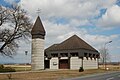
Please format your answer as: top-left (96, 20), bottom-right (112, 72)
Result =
top-left (36, 8), bottom-right (41, 16)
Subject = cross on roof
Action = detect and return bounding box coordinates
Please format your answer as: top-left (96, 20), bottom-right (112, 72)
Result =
top-left (36, 8), bottom-right (41, 16)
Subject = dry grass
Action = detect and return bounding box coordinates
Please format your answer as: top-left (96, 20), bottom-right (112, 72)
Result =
top-left (0, 69), bottom-right (106, 80)
top-left (99, 64), bottom-right (120, 71)
top-left (0, 64), bottom-right (119, 80)
top-left (4, 65), bottom-right (31, 71)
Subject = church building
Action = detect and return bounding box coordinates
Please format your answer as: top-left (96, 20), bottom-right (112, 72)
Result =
top-left (31, 16), bottom-right (100, 70)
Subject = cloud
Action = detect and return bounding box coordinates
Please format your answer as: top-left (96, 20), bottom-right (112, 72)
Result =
top-left (97, 5), bottom-right (120, 28)
top-left (43, 18), bottom-right (119, 51)
top-left (19, 0), bottom-right (119, 49)
top-left (1, 0), bottom-right (117, 63)
top-left (1, 0), bottom-right (120, 63)
top-left (43, 20), bottom-right (86, 47)
top-left (20, 0), bottom-right (116, 25)
top-left (117, 46), bottom-right (120, 49)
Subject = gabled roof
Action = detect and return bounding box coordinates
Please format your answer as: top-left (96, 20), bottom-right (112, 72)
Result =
top-left (31, 16), bottom-right (45, 36)
top-left (45, 35), bottom-right (98, 52)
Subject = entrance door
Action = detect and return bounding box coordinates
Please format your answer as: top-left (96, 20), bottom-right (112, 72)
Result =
top-left (45, 60), bottom-right (50, 69)
top-left (59, 59), bottom-right (69, 69)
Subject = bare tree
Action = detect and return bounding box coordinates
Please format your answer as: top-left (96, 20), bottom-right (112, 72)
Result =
top-left (99, 46), bottom-right (111, 69)
top-left (0, 6), bottom-right (10, 26)
top-left (0, 4), bottom-right (32, 57)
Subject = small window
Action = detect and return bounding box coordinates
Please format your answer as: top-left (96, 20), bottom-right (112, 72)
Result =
top-left (45, 53), bottom-right (47, 57)
top-left (90, 57), bottom-right (92, 60)
top-left (51, 53), bottom-right (58, 57)
top-left (70, 52), bottom-right (78, 57)
top-left (84, 53), bottom-right (87, 57)
top-left (96, 54), bottom-right (99, 58)
top-left (94, 58), bottom-right (96, 60)
top-left (60, 53), bottom-right (68, 57)
top-left (93, 54), bottom-right (95, 58)
top-left (89, 53), bottom-right (92, 57)
top-left (86, 57), bottom-right (88, 60)
top-left (53, 62), bottom-right (57, 65)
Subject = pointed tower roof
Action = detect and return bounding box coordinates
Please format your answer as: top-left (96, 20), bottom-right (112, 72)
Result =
top-left (31, 16), bottom-right (46, 39)
top-left (45, 35), bottom-right (97, 52)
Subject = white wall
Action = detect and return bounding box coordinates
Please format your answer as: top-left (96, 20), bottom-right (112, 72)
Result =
top-left (31, 38), bottom-right (44, 70)
top-left (60, 57), bottom-right (68, 59)
top-left (70, 57), bottom-right (82, 69)
top-left (50, 58), bottom-right (58, 69)
top-left (83, 57), bottom-right (98, 69)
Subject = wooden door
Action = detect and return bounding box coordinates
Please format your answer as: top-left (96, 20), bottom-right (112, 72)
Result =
top-left (59, 59), bottom-right (69, 69)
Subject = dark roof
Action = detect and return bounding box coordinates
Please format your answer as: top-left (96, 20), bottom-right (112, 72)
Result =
top-left (31, 16), bottom-right (45, 36)
top-left (45, 35), bottom-right (98, 52)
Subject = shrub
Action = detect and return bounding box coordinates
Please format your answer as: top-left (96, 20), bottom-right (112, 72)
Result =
top-left (0, 66), bottom-right (16, 72)
top-left (79, 67), bottom-right (84, 72)
top-left (0, 65), bottom-right (4, 69)
top-left (4, 67), bottom-right (16, 72)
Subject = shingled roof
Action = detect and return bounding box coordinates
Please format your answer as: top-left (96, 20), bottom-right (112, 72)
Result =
top-left (45, 35), bottom-right (98, 52)
top-left (31, 16), bottom-right (45, 37)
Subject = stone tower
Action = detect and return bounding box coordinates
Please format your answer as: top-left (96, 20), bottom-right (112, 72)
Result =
top-left (31, 16), bottom-right (46, 70)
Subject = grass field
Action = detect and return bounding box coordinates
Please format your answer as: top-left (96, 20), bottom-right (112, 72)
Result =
top-left (0, 64), bottom-right (119, 80)
top-left (0, 69), bottom-right (107, 80)
top-left (4, 65), bottom-right (31, 71)
top-left (99, 64), bottom-right (120, 70)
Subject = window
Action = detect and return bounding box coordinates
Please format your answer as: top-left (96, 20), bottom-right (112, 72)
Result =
top-left (86, 57), bottom-right (88, 60)
top-left (44, 53), bottom-right (48, 57)
top-left (93, 54), bottom-right (96, 60)
top-left (70, 52), bottom-right (78, 57)
top-left (93, 54), bottom-right (95, 58)
top-left (96, 54), bottom-right (99, 59)
top-left (60, 53), bottom-right (68, 57)
top-left (84, 53), bottom-right (87, 57)
top-left (90, 57), bottom-right (92, 60)
top-left (51, 53), bottom-right (58, 57)
top-left (89, 53), bottom-right (92, 57)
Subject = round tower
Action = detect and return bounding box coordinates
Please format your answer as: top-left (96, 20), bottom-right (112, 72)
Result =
top-left (31, 16), bottom-right (46, 70)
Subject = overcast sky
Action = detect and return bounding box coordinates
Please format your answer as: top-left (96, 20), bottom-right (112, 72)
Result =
top-left (0, 0), bottom-right (120, 63)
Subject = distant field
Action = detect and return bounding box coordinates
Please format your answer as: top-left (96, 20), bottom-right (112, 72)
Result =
top-left (4, 64), bottom-right (31, 71)
top-left (4, 64), bottom-right (120, 71)
top-left (99, 64), bottom-right (120, 70)
top-left (4, 65), bottom-right (31, 68)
